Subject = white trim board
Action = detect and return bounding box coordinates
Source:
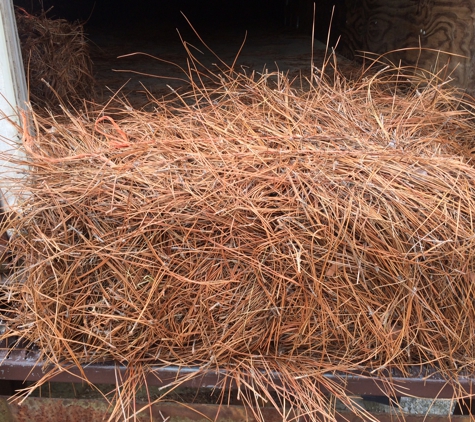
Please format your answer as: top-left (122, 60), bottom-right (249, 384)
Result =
top-left (0, 0), bottom-right (28, 210)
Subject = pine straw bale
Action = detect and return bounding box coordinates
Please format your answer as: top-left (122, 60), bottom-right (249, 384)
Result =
top-left (15, 8), bottom-right (94, 109)
top-left (1, 63), bottom-right (475, 420)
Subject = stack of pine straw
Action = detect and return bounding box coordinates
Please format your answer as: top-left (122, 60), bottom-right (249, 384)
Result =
top-left (15, 7), bottom-right (94, 109)
top-left (1, 52), bottom-right (475, 421)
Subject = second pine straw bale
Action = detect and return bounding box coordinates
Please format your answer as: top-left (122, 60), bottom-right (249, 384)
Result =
top-left (15, 7), bottom-right (94, 108)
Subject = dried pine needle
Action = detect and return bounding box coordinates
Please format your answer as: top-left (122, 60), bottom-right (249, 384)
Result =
top-left (1, 53), bottom-right (475, 421)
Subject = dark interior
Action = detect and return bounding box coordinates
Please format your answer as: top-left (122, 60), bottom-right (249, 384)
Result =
top-left (13, 0), bottom-right (347, 105)
top-left (13, 0), bottom-right (343, 39)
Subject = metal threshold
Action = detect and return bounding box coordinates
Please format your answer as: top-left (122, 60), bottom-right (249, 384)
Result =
top-left (0, 347), bottom-right (473, 399)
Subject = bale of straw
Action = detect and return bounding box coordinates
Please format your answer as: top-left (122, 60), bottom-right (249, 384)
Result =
top-left (15, 7), bottom-right (94, 109)
top-left (1, 61), bottom-right (475, 421)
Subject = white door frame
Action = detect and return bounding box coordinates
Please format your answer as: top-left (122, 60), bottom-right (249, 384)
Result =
top-left (0, 0), bottom-right (28, 210)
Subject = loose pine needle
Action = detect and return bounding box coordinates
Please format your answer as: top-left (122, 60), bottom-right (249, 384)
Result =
top-left (1, 52), bottom-right (475, 421)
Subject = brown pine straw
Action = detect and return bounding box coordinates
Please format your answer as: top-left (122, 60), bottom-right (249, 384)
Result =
top-left (1, 51), bottom-right (475, 421)
top-left (15, 7), bottom-right (94, 109)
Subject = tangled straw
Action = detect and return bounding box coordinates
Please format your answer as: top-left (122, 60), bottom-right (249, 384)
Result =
top-left (1, 50), bottom-right (475, 421)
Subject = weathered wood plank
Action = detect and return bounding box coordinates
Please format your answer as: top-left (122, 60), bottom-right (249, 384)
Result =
top-left (342, 0), bottom-right (475, 90)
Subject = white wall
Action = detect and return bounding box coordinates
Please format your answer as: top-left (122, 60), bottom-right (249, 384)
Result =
top-left (0, 0), bottom-right (28, 210)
